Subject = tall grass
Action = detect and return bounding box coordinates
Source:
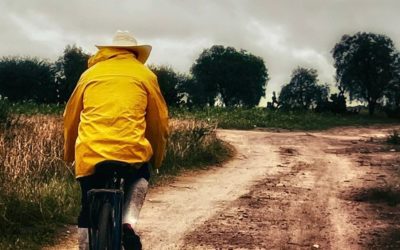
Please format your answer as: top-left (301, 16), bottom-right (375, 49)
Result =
top-left (0, 115), bottom-right (232, 249)
top-left (0, 115), bottom-right (78, 249)
top-left (154, 119), bottom-right (233, 184)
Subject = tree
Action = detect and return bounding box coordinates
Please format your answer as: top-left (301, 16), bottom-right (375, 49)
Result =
top-left (385, 81), bottom-right (400, 110)
top-left (279, 67), bottom-right (329, 110)
top-left (0, 56), bottom-right (57, 103)
top-left (55, 45), bottom-right (90, 102)
top-left (382, 53), bottom-right (400, 117)
top-left (191, 45), bottom-right (269, 107)
top-left (149, 65), bottom-right (183, 107)
top-left (332, 32), bottom-right (398, 115)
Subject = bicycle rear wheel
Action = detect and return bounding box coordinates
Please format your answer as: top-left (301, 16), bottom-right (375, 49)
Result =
top-left (97, 202), bottom-right (113, 249)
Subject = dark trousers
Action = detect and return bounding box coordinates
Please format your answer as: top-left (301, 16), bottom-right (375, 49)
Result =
top-left (77, 163), bottom-right (150, 228)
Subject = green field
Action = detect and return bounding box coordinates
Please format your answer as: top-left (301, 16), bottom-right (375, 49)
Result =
top-left (171, 107), bottom-right (398, 130)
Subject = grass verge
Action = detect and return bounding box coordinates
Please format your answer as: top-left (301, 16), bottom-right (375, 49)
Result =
top-left (171, 107), bottom-right (399, 130)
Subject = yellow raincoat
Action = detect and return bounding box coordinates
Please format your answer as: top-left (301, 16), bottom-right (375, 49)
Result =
top-left (63, 48), bottom-right (168, 178)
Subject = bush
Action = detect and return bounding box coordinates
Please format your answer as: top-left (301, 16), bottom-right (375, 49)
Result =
top-left (0, 57), bottom-right (57, 103)
top-left (153, 119), bottom-right (233, 184)
top-left (385, 106), bottom-right (400, 119)
top-left (387, 130), bottom-right (400, 145)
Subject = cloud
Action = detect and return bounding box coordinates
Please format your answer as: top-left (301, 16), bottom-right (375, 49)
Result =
top-left (1, 0), bottom-right (400, 102)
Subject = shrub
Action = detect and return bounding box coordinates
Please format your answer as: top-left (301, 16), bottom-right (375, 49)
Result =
top-left (153, 119), bottom-right (233, 183)
top-left (387, 130), bottom-right (400, 145)
top-left (385, 106), bottom-right (400, 119)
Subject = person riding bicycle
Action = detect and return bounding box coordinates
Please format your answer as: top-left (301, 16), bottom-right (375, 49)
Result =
top-left (63, 31), bottom-right (168, 250)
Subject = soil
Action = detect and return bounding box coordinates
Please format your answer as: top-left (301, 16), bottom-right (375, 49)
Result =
top-left (43, 125), bottom-right (400, 250)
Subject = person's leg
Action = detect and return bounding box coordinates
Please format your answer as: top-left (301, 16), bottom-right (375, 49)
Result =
top-left (122, 163), bottom-right (151, 250)
top-left (122, 163), bottom-right (150, 227)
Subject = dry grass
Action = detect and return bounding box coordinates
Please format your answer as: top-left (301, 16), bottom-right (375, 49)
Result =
top-left (0, 115), bottom-right (77, 249)
top-left (1, 115), bottom-right (71, 180)
top-left (0, 115), bottom-right (232, 249)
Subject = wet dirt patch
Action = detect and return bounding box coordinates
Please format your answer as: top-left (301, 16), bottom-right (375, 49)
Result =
top-left (324, 138), bottom-right (400, 155)
top-left (342, 197), bottom-right (400, 249)
top-left (365, 228), bottom-right (400, 250)
top-left (349, 187), bottom-right (400, 206)
top-left (279, 147), bottom-right (299, 156)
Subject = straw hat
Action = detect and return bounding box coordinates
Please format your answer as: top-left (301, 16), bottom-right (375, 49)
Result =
top-left (96, 30), bottom-right (152, 63)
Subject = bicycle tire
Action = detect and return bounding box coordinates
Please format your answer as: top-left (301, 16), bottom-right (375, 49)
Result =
top-left (97, 202), bottom-right (113, 250)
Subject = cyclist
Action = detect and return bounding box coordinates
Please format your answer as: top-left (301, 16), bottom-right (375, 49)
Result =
top-left (63, 30), bottom-right (168, 250)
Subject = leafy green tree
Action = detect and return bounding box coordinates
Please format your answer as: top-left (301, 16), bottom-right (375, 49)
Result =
top-left (55, 45), bottom-right (89, 102)
top-left (332, 32), bottom-right (398, 115)
top-left (191, 45), bottom-right (269, 107)
top-left (0, 56), bottom-right (56, 103)
top-left (385, 81), bottom-right (400, 116)
top-left (149, 65), bottom-right (184, 107)
top-left (279, 67), bottom-right (329, 110)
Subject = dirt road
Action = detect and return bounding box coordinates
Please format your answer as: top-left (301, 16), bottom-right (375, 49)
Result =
top-left (45, 125), bottom-right (400, 249)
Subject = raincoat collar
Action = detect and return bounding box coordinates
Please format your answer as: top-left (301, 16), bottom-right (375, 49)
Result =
top-left (88, 48), bottom-right (137, 68)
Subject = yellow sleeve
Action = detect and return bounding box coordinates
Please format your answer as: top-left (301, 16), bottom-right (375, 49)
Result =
top-left (145, 77), bottom-right (169, 168)
top-left (63, 81), bottom-right (84, 163)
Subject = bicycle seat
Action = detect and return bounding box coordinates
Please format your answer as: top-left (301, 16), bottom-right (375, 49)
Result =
top-left (94, 160), bottom-right (142, 178)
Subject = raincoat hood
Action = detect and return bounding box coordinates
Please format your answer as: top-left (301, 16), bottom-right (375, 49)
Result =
top-left (88, 48), bottom-right (138, 68)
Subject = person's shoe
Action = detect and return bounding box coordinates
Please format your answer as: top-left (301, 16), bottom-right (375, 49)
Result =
top-left (122, 223), bottom-right (142, 250)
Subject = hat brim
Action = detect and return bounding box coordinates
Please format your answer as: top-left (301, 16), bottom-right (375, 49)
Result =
top-left (95, 45), bottom-right (152, 64)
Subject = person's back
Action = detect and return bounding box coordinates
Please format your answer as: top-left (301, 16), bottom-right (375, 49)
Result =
top-left (63, 31), bottom-right (168, 250)
top-left (71, 47), bottom-right (165, 177)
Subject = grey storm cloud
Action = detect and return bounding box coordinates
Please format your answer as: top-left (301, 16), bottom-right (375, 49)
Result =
top-left (1, 0), bottom-right (400, 103)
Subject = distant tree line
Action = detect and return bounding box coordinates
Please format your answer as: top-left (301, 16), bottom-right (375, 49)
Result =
top-left (0, 32), bottom-right (399, 117)
top-left (274, 32), bottom-right (400, 116)
top-left (0, 44), bottom-right (269, 108)
top-left (0, 45), bottom-right (89, 104)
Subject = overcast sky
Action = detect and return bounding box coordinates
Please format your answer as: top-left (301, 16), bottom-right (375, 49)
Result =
top-left (1, 0), bottom-right (400, 104)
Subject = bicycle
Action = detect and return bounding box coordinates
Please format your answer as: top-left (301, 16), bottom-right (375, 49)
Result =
top-left (87, 160), bottom-right (142, 250)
